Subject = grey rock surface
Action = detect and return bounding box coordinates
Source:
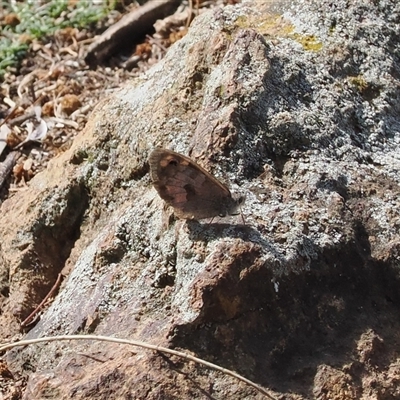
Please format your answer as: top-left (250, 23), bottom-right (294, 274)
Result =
top-left (1, 0), bottom-right (399, 398)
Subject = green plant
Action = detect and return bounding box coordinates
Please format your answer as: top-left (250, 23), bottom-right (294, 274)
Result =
top-left (0, 0), bottom-right (116, 78)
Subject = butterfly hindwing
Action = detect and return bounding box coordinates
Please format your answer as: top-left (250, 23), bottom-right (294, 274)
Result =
top-left (149, 148), bottom-right (241, 220)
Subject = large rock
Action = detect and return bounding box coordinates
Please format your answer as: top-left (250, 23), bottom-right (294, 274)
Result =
top-left (1, 0), bottom-right (399, 398)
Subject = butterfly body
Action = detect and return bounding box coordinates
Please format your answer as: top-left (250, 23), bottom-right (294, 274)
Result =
top-left (149, 148), bottom-right (244, 220)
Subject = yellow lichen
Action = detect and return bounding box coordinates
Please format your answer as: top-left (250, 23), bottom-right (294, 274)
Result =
top-left (348, 75), bottom-right (369, 92)
top-left (292, 33), bottom-right (323, 51)
top-left (234, 13), bottom-right (323, 51)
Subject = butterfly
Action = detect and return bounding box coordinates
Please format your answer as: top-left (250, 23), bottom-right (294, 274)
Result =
top-left (148, 148), bottom-right (245, 220)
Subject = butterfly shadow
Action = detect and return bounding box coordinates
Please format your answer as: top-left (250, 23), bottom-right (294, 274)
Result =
top-left (185, 219), bottom-right (262, 243)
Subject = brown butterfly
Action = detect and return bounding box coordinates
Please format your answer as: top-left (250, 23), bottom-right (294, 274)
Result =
top-left (148, 148), bottom-right (245, 220)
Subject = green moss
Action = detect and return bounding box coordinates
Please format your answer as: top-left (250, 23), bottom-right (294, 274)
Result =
top-left (0, 0), bottom-right (117, 79)
top-left (0, 38), bottom-right (29, 71)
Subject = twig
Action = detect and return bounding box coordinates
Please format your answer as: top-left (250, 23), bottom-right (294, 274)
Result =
top-left (0, 106), bottom-right (19, 128)
top-left (6, 110), bottom-right (36, 126)
top-left (146, 34), bottom-right (168, 52)
top-left (0, 151), bottom-right (19, 190)
top-left (186, 0), bottom-right (193, 28)
top-left (20, 273), bottom-right (63, 327)
top-left (0, 334), bottom-right (278, 399)
top-left (85, 0), bottom-right (181, 64)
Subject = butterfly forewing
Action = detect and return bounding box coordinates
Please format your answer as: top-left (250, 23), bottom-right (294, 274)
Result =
top-left (149, 148), bottom-right (240, 220)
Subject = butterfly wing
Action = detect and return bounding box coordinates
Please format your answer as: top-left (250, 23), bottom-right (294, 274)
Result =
top-left (149, 148), bottom-right (238, 219)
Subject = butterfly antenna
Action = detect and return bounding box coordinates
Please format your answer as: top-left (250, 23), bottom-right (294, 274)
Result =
top-left (239, 204), bottom-right (246, 225)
